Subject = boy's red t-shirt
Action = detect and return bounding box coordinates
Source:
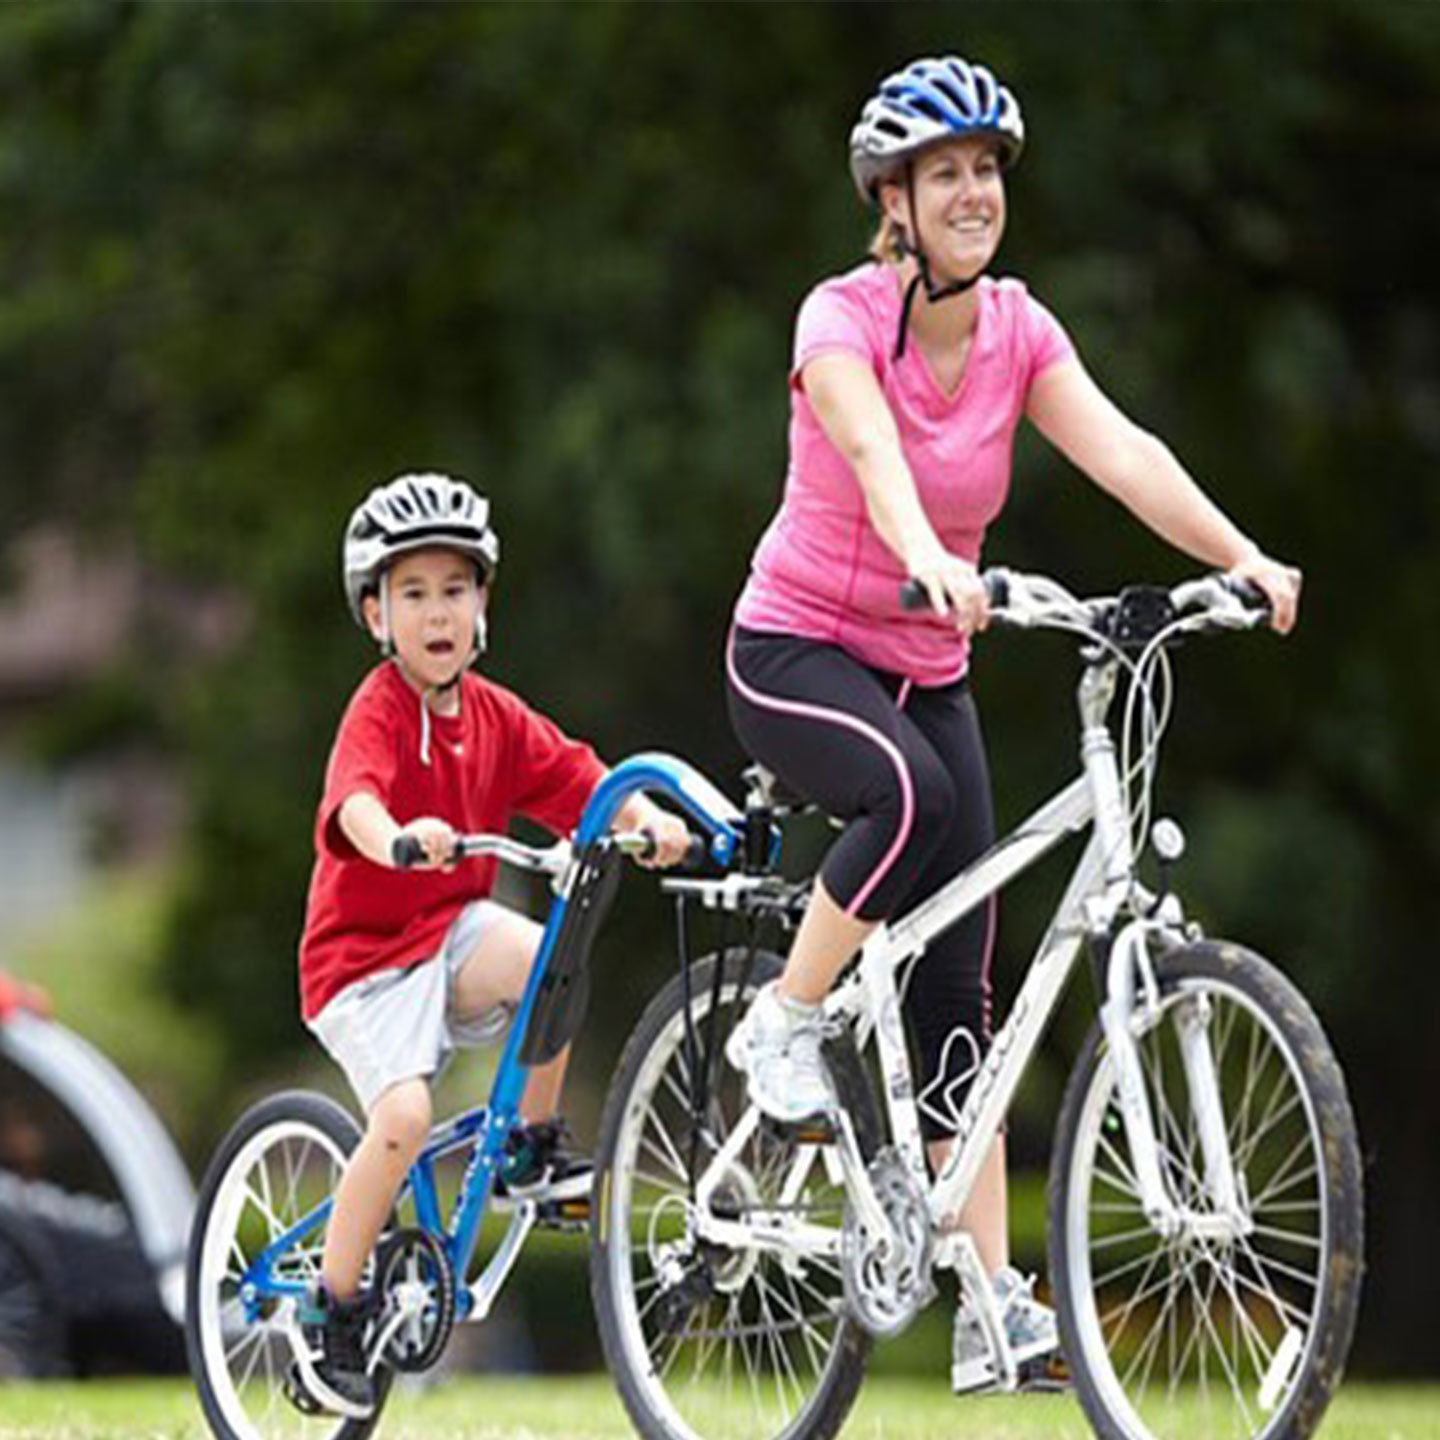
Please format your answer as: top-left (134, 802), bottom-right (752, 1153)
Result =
top-left (298, 662), bottom-right (607, 1020)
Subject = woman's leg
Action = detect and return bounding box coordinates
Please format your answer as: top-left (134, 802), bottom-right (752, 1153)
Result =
top-left (725, 630), bottom-right (959, 1117)
top-left (777, 879), bottom-right (874, 1004)
top-left (928, 1133), bottom-right (1009, 1274)
top-left (891, 681), bottom-right (1009, 1270)
top-left (726, 630), bottom-right (959, 993)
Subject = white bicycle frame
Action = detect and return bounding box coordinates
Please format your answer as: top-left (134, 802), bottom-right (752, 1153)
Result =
top-left (691, 649), bottom-right (1248, 1298)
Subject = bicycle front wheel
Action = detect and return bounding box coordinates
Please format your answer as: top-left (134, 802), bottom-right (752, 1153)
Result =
top-left (591, 949), bottom-right (876, 1440)
top-left (1049, 940), bottom-right (1363, 1440)
top-left (185, 1091), bottom-right (392, 1440)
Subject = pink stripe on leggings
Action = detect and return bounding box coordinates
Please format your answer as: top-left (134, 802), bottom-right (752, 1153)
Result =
top-left (726, 630), bottom-right (914, 918)
top-left (980, 893), bottom-right (997, 1034)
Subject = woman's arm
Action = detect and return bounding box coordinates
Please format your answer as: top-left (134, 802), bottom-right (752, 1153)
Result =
top-left (802, 352), bottom-right (989, 631)
top-left (1026, 357), bottom-right (1301, 631)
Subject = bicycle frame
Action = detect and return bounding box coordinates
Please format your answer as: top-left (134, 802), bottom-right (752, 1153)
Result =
top-left (691, 654), bottom-right (1245, 1271)
top-left (244, 752), bottom-right (747, 1326)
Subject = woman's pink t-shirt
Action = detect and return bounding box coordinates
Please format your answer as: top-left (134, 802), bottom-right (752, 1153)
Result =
top-left (734, 264), bottom-right (1074, 685)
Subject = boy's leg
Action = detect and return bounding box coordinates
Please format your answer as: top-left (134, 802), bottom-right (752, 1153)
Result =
top-left (449, 907), bottom-right (571, 1123)
top-left (322, 1077), bottom-right (433, 1299)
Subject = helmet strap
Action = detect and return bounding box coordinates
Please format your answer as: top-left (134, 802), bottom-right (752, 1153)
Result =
top-left (377, 582), bottom-right (394, 656)
top-left (892, 161), bottom-right (983, 361)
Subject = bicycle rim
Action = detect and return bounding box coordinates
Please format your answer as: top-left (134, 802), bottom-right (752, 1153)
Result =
top-left (601, 976), bottom-right (862, 1440)
top-left (1065, 973), bottom-right (1333, 1440)
top-left (196, 1118), bottom-right (353, 1440)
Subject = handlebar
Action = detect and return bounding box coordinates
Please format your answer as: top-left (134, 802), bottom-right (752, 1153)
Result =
top-left (899, 571), bottom-right (1011, 613)
top-left (900, 568), bottom-right (1271, 645)
top-left (390, 827), bottom-right (710, 873)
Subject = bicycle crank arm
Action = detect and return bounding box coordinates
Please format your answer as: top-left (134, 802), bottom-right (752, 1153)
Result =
top-left (691, 1104), bottom-right (892, 1257)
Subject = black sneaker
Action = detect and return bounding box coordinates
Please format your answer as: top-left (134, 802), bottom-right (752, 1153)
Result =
top-left (492, 1118), bottom-right (592, 1205)
top-left (290, 1282), bottom-right (377, 1419)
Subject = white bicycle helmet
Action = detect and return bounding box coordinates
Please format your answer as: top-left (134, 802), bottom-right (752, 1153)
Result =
top-left (849, 55), bottom-right (1024, 204)
top-left (342, 472), bottom-right (500, 633)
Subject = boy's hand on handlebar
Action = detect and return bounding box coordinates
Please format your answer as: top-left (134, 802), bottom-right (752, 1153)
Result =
top-left (1227, 552), bottom-right (1301, 635)
top-left (393, 816), bottom-right (459, 870)
top-left (906, 549), bottom-right (990, 634)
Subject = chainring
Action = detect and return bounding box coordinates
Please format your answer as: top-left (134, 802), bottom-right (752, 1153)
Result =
top-left (840, 1148), bottom-right (934, 1336)
top-left (374, 1227), bottom-right (456, 1373)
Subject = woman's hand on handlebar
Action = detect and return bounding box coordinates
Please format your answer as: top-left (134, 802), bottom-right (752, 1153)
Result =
top-left (906, 547), bottom-right (990, 634)
top-left (615, 796), bottom-right (693, 870)
top-left (1227, 551), bottom-right (1302, 635)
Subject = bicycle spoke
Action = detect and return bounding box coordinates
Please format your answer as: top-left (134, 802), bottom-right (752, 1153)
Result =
top-left (1097, 1244), bottom-right (1171, 1336)
top-left (1233, 1088), bottom-right (1305, 1173)
top-left (1090, 1222), bottom-right (1163, 1253)
top-left (1247, 1133), bottom-right (1319, 1209)
top-left (640, 1126), bottom-right (689, 1185)
top-left (1205, 1246), bottom-right (1281, 1384)
top-left (1248, 1221), bottom-right (1322, 1252)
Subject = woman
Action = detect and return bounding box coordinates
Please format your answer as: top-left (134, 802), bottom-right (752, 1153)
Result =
top-left (722, 55), bottom-right (1301, 1391)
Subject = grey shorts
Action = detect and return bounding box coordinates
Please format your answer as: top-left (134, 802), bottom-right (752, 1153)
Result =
top-left (309, 899), bottom-right (516, 1114)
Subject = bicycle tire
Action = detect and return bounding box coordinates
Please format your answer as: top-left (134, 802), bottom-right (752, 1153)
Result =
top-left (1049, 940), bottom-right (1363, 1440)
top-left (185, 1090), bottom-right (394, 1440)
top-left (591, 949), bottom-right (878, 1440)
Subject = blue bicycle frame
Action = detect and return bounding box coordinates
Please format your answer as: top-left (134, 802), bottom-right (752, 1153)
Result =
top-left (245, 752), bottom-right (744, 1324)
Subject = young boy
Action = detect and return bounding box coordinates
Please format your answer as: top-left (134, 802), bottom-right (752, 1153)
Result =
top-left (294, 472), bottom-right (690, 1416)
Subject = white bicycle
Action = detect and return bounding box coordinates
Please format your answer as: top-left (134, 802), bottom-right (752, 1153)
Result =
top-left (589, 570), bottom-right (1363, 1440)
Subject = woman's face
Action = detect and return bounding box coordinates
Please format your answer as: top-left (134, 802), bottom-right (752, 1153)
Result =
top-left (882, 137), bottom-right (1006, 282)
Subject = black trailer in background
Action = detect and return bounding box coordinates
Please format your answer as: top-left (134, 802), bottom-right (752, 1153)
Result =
top-left (0, 976), bottom-right (193, 1377)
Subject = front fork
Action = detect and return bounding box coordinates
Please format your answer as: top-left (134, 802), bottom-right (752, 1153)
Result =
top-left (1098, 915), bottom-right (1249, 1241)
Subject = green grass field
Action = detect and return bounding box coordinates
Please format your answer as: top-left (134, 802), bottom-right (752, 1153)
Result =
top-left (0, 1377), bottom-right (1437, 1440)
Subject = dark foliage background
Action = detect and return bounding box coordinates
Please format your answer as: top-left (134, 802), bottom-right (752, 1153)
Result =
top-left (2, 0), bottom-right (1436, 1375)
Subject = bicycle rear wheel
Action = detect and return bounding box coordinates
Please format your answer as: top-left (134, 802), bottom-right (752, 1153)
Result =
top-left (185, 1091), bottom-right (393, 1440)
top-left (591, 949), bottom-right (877, 1440)
top-left (1049, 940), bottom-right (1362, 1440)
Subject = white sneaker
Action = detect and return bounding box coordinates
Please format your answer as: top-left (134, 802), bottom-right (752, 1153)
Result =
top-left (724, 983), bottom-right (834, 1122)
top-left (951, 1265), bottom-right (1060, 1394)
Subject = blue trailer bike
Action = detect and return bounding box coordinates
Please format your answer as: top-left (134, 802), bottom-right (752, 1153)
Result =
top-left (186, 570), bottom-right (1362, 1440)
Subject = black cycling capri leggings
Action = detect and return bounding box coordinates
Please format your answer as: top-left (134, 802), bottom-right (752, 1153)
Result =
top-left (726, 624), bottom-right (996, 1141)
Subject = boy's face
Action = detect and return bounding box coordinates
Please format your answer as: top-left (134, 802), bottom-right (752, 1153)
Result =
top-left (363, 547), bottom-right (486, 686)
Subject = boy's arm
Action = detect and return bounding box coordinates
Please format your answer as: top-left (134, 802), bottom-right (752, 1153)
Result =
top-left (338, 791), bottom-right (456, 870)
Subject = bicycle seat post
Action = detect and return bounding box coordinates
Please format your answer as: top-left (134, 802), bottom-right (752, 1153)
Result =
top-left (740, 765), bottom-right (782, 875)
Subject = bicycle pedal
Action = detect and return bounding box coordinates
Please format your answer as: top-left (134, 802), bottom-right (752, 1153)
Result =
top-left (761, 1113), bottom-right (837, 1146)
top-left (534, 1195), bottom-right (590, 1231)
top-left (1016, 1352), bottom-right (1071, 1393)
top-left (284, 1362), bottom-right (327, 1417)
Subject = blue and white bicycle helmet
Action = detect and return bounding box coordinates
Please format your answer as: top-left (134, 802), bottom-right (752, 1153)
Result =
top-left (342, 471), bottom-right (500, 631)
top-left (849, 55), bottom-right (1025, 204)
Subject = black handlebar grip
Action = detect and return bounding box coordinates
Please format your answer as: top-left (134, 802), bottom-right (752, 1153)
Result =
top-left (899, 571), bottom-right (1008, 612)
top-left (1221, 574), bottom-right (1272, 614)
top-left (683, 834), bottom-right (711, 869)
top-left (391, 834), bottom-right (426, 869)
top-left (899, 577), bottom-right (928, 611)
top-left (983, 570), bottom-right (1009, 609)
